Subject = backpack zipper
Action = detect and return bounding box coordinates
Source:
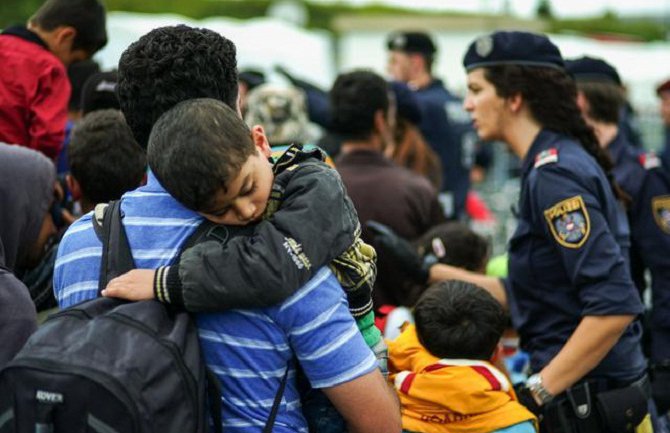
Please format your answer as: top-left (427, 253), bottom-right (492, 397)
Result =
top-left (105, 312), bottom-right (201, 429)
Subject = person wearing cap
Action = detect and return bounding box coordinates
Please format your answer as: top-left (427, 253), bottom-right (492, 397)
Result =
top-left (386, 31), bottom-right (477, 220)
top-left (370, 31), bottom-right (654, 433)
top-left (0, 0), bottom-right (107, 161)
top-left (387, 80), bottom-right (442, 191)
top-left (658, 79), bottom-right (670, 171)
top-left (567, 57), bottom-right (670, 418)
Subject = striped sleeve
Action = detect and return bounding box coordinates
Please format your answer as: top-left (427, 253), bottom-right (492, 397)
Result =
top-left (274, 268), bottom-right (377, 388)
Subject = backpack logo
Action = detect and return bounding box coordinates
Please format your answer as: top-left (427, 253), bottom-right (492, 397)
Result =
top-left (36, 390), bottom-right (64, 404)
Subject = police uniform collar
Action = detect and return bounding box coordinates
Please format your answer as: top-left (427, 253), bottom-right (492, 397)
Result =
top-left (521, 129), bottom-right (563, 176)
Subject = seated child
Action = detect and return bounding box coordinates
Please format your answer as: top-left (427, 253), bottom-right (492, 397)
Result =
top-left (101, 98), bottom-right (382, 431)
top-left (388, 280), bottom-right (537, 433)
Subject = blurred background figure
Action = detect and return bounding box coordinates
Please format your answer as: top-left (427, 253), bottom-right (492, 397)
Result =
top-left (658, 79), bottom-right (670, 171)
top-left (0, 144), bottom-right (57, 364)
top-left (238, 68), bottom-right (266, 117)
top-left (386, 30), bottom-right (477, 220)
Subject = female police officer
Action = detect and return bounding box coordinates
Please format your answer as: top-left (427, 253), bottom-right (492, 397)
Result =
top-left (370, 31), bottom-right (653, 432)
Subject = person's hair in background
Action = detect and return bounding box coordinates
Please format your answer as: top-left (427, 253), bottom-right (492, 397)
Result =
top-left (416, 222), bottom-right (490, 274)
top-left (80, 70), bottom-right (120, 115)
top-left (414, 280), bottom-right (507, 360)
top-left (244, 83), bottom-right (310, 147)
top-left (117, 25), bottom-right (238, 148)
top-left (66, 59), bottom-right (100, 120)
top-left (29, 0), bottom-right (107, 56)
top-left (238, 68), bottom-right (266, 117)
top-left (330, 70), bottom-right (390, 142)
top-left (483, 64), bottom-right (630, 204)
top-left (67, 109), bottom-right (146, 214)
top-left (148, 98), bottom-right (256, 214)
top-left (388, 81), bottom-right (442, 190)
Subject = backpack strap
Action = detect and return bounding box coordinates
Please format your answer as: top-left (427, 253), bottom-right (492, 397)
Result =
top-left (263, 366), bottom-right (290, 433)
top-left (96, 200), bottom-right (135, 295)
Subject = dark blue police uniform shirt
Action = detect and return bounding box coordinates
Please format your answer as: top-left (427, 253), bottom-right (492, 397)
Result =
top-left (661, 128), bottom-right (670, 173)
top-left (610, 132), bottom-right (670, 362)
top-left (415, 79), bottom-right (477, 219)
top-left (506, 129), bottom-right (646, 381)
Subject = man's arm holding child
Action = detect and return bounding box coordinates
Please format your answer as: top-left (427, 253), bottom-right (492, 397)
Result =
top-left (104, 163), bottom-right (359, 311)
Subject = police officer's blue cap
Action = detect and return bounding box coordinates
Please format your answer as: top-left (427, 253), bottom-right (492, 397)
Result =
top-left (390, 81), bottom-right (422, 125)
top-left (564, 56), bottom-right (621, 85)
top-left (387, 31), bottom-right (436, 56)
top-left (463, 31), bottom-right (564, 71)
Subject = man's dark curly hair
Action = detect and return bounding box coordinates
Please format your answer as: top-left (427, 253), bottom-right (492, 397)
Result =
top-left (117, 25), bottom-right (238, 148)
top-left (330, 70), bottom-right (389, 141)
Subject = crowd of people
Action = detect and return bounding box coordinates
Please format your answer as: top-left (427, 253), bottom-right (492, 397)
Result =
top-left (3, 0), bottom-right (670, 432)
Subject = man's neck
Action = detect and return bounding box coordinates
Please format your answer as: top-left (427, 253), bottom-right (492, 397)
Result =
top-left (408, 71), bottom-right (433, 90)
top-left (339, 138), bottom-right (383, 155)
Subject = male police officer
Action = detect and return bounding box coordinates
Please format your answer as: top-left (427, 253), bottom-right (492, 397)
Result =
top-left (386, 31), bottom-right (476, 219)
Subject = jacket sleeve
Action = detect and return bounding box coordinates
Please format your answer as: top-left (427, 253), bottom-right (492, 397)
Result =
top-left (168, 164), bottom-right (359, 312)
top-left (29, 64), bottom-right (69, 160)
top-left (532, 165), bottom-right (643, 317)
top-left (629, 168), bottom-right (670, 359)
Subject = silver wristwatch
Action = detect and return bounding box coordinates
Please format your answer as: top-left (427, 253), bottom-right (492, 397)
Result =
top-left (526, 373), bottom-right (554, 405)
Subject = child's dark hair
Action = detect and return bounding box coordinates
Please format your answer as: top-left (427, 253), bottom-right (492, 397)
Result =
top-left (415, 223), bottom-right (489, 272)
top-left (30, 0), bottom-right (107, 55)
top-left (68, 109), bottom-right (145, 204)
top-left (147, 98), bottom-right (255, 213)
top-left (414, 280), bottom-right (507, 360)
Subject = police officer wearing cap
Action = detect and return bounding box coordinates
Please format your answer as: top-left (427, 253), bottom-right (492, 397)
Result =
top-left (386, 31), bottom-right (476, 220)
top-left (372, 31), bottom-right (656, 433)
top-left (567, 56), bottom-right (670, 419)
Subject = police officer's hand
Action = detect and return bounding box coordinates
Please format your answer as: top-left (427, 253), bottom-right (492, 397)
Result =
top-left (366, 221), bottom-right (430, 284)
top-left (514, 383), bottom-right (543, 418)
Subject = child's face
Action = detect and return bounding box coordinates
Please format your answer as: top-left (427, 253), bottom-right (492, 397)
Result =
top-left (200, 127), bottom-right (274, 226)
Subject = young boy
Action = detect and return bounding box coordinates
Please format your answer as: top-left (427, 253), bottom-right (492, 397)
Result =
top-left (388, 280), bottom-right (536, 433)
top-left (102, 97), bottom-right (382, 431)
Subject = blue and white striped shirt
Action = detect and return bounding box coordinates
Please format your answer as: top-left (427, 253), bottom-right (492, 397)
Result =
top-left (54, 172), bottom-right (377, 433)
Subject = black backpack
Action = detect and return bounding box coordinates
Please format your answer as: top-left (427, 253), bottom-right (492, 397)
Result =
top-left (0, 200), bottom-right (287, 433)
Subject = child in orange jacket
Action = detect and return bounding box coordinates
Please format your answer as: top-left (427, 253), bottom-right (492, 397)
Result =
top-left (388, 280), bottom-right (537, 433)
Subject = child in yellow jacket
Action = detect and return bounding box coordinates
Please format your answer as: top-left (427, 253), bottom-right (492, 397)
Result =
top-left (388, 280), bottom-right (537, 433)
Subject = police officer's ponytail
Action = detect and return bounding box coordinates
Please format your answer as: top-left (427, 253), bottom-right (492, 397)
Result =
top-left (484, 65), bottom-right (631, 205)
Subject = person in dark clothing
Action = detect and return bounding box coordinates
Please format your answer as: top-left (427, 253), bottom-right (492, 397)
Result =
top-left (0, 0), bottom-right (107, 160)
top-left (330, 70), bottom-right (445, 308)
top-left (0, 143), bottom-right (57, 365)
top-left (386, 31), bottom-right (477, 219)
top-left (567, 56), bottom-right (670, 416)
top-left (658, 79), bottom-right (670, 172)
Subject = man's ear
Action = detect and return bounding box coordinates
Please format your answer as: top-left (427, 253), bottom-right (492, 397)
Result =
top-left (66, 174), bottom-right (82, 202)
top-left (507, 93), bottom-right (524, 114)
top-left (54, 26), bottom-right (77, 49)
top-left (373, 109), bottom-right (387, 135)
top-left (250, 125), bottom-right (272, 158)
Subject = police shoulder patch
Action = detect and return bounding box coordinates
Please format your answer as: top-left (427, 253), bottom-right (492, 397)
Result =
top-left (652, 196), bottom-right (670, 234)
top-left (638, 152), bottom-right (661, 170)
top-left (534, 148), bottom-right (558, 169)
top-left (543, 195), bottom-right (590, 248)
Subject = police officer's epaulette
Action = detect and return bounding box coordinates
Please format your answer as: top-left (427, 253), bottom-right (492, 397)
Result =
top-left (638, 152), bottom-right (661, 170)
top-left (272, 144), bottom-right (326, 175)
top-left (534, 148), bottom-right (558, 169)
